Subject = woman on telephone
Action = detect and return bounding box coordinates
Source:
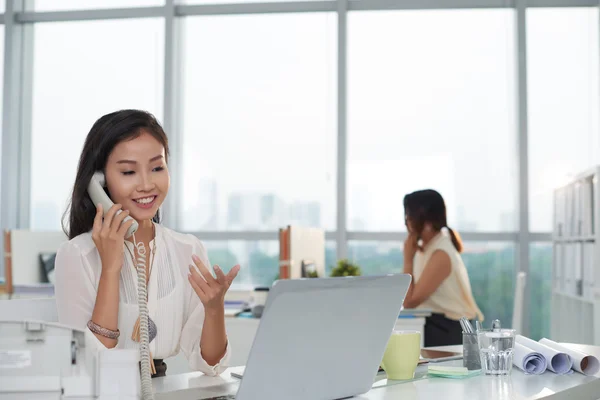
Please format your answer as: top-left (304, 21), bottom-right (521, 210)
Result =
top-left (55, 109), bottom-right (240, 377)
top-left (401, 189), bottom-right (483, 347)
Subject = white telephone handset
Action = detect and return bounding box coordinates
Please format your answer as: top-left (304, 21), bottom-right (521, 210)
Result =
top-left (87, 171), bottom-right (154, 399)
top-left (87, 172), bottom-right (139, 238)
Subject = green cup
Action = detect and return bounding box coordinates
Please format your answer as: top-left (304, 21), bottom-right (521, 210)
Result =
top-left (380, 330), bottom-right (421, 380)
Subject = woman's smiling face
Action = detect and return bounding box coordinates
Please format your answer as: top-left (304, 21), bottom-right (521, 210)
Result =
top-left (104, 130), bottom-right (170, 222)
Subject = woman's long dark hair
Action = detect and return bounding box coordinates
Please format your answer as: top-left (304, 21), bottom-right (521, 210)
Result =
top-left (403, 189), bottom-right (463, 253)
top-left (62, 110), bottom-right (170, 240)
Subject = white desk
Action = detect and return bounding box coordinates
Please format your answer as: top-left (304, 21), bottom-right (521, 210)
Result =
top-left (154, 344), bottom-right (600, 400)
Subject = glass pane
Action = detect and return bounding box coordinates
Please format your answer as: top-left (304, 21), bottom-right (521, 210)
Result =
top-left (347, 241), bottom-right (516, 324)
top-left (465, 242), bottom-right (515, 327)
top-left (348, 10), bottom-right (517, 232)
top-left (181, 14), bottom-right (336, 231)
top-left (528, 8), bottom-right (600, 232)
top-left (347, 241), bottom-right (403, 276)
top-left (30, 19), bottom-right (164, 230)
top-left (203, 240), bottom-right (336, 289)
top-left (33, 0), bottom-right (163, 11)
top-left (529, 243), bottom-right (552, 340)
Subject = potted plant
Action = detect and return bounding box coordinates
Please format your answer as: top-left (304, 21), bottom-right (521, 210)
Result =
top-left (330, 259), bottom-right (362, 277)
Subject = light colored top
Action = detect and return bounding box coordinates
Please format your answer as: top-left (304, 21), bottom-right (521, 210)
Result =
top-left (54, 223), bottom-right (230, 376)
top-left (413, 230), bottom-right (484, 321)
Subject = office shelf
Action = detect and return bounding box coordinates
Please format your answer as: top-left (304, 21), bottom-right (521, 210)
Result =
top-left (553, 291), bottom-right (595, 304)
top-left (552, 236), bottom-right (596, 243)
top-left (552, 166), bottom-right (600, 345)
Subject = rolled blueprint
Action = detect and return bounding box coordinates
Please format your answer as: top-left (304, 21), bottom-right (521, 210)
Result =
top-left (516, 335), bottom-right (572, 374)
top-left (513, 342), bottom-right (547, 374)
top-left (539, 338), bottom-right (600, 376)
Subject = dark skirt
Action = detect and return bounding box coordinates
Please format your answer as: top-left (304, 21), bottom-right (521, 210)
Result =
top-left (152, 359), bottom-right (167, 378)
top-left (138, 359), bottom-right (167, 378)
top-left (424, 313), bottom-right (463, 347)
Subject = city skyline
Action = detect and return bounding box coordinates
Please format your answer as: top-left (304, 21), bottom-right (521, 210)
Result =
top-left (33, 179), bottom-right (514, 234)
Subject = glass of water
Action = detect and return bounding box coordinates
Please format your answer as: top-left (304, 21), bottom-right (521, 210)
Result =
top-left (477, 329), bottom-right (516, 375)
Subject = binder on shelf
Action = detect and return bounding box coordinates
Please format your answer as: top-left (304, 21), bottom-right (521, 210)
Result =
top-left (565, 186), bottom-right (574, 236)
top-left (563, 244), bottom-right (573, 294)
top-left (554, 243), bottom-right (563, 291)
top-left (581, 179), bottom-right (594, 236)
top-left (278, 225), bottom-right (325, 280)
top-left (574, 242), bottom-right (583, 296)
top-left (574, 182), bottom-right (582, 236)
top-left (583, 242), bottom-right (595, 300)
top-left (592, 175), bottom-right (597, 235)
top-left (554, 188), bottom-right (565, 237)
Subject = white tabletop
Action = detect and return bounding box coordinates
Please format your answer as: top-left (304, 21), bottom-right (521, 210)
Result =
top-left (153, 344), bottom-right (600, 400)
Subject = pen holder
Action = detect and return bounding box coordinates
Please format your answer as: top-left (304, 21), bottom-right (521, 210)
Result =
top-left (462, 332), bottom-right (481, 370)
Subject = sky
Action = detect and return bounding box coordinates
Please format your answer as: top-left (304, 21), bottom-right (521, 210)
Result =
top-left (18, 6), bottom-right (600, 236)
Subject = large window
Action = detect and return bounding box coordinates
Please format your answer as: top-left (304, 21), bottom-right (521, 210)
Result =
top-left (3, 1), bottom-right (594, 338)
top-left (181, 13), bottom-right (336, 232)
top-left (30, 19), bottom-right (164, 230)
top-left (348, 10), bottom-right (517, 232)
top-left (528, 8), bottom-right (600, 232)
top-left (348, 241), bottom-right (516, 324)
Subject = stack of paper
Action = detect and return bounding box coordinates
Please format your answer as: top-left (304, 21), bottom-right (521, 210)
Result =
top-left (428, 365), bottom-right (480, 379)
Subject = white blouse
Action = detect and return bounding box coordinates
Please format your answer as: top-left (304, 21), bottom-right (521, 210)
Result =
top-left (54, 223), bottom-right (230, 376)
top-left (413, 230), bottom-right (484, 322)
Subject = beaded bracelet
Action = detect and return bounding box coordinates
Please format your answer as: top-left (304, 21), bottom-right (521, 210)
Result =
top-left (87, 319), bottom-right (120, 340)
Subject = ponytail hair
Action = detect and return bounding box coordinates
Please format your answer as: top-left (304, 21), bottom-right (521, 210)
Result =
top-left (446, 226), bottom-right (463, 253)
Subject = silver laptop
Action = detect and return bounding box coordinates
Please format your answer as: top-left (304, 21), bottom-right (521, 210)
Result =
top-left (207, 274), bottom-right (411, 400)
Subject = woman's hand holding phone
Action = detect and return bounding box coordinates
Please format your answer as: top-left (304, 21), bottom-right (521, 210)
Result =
top-left (91, 203), bottom-right (136, 275)
top-left (403, 233), bottom-right (419, 264)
